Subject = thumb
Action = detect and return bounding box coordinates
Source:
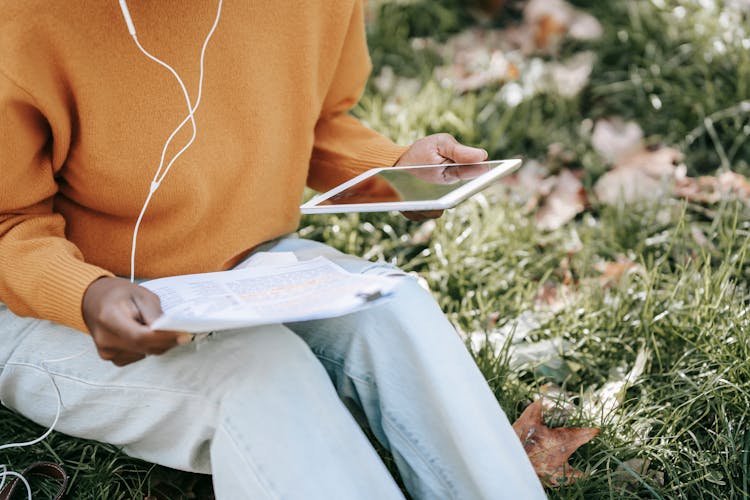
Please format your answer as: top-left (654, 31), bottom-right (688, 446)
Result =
top-left (436, 134), bottom-right (488, 163)
top-left (132, 287), bottom-right (164, 326)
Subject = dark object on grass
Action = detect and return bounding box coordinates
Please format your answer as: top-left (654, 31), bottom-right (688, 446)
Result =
top-left (0, 461), bottom-right (68, 500)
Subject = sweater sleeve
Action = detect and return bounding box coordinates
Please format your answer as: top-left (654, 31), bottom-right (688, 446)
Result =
top-left (307, 0), bottom-right (409, 193)
top-left (0, 71), bottom-right (113, 333)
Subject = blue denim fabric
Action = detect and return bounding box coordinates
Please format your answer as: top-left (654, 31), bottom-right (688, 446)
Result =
top-left (0, 238), bottom-right (544, 499)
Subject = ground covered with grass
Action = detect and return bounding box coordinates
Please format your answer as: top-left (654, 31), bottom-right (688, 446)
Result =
top-left (2, 0), bottom-right (750, 498)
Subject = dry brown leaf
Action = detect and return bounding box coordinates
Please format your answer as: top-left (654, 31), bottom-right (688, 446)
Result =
top-left (718, 171), bottom-right (750, 198)
top-left (535, 280), bottom-right (564, 309)
top-left (615, 147), bottom-right (684, 177)
top-left (591, 118), bottom-right (644, 163)
top-left (674, 170), bottom-right (750, 204)
top-left (595, 257), bottom-right (643, 287)
top-left (499, 160), bottom-right (552, 213)
top-left (674, 176), bottom-right (723, 204)
top-left (613, 458), bottom-right (665, 489)
top-left (534, 14), bottom-right (567, 51)
top-left (593, 147), bottom-right (684, 205)
top-left (524, 0), bottom-right (603, 52)
top-left (535, 169), bottom-right (587, 230)
top-left (513, 399), bottom-right (599, 487)
top-left (539, 383), bottom-right (577, 426)
top-left (594, 169), bottom-right (666, 205)
top-left (549, 52), bottom-right (596, 98)
top-left (434, 30), bottom-right (520, 92)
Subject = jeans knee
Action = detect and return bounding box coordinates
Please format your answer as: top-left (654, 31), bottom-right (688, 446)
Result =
top-left (218, 326), bottom-right (330, 404)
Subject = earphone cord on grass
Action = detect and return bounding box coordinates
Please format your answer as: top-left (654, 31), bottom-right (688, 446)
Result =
top-left (0, 349), bottom-right (87, 500)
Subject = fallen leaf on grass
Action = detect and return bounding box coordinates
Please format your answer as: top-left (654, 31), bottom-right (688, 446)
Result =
top-left (548, 51), bottom-right (596, 98)
top-left (674, 170), bottom-right (750, 204)
top-left (434, 0), bottom-right (601, 95)
top-left (591, 118), bottom-right (643, 163)
top-left (535, 280), bottom-right (577, 313)
top-left (513, 399), bottom-right (599, 486)
top-left (613, 458), bottom-right (665, 490)
top-left (594, 256), bottom-right (644, 287)
top-left (539, 383), bottom-right (577, 426)
top-left (524, 0), bottom-right (604, 52)
top-left (535, 169), bottom-right (588, 231)
top-left (593, 147), bottom-right (685, 205)
top-left (434, 29), bottom-right (522, 92)
top-left (582, 347), bottom-right (649, 420)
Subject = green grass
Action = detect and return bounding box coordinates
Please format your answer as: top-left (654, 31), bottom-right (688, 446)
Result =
top-left (3, 0), bottom-right (750, 498)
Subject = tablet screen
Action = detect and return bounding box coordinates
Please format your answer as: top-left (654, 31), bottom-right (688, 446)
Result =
top-left (301, 159), bottom-right (521, 213)
top-left (320, 163), bottom-right (494, 205)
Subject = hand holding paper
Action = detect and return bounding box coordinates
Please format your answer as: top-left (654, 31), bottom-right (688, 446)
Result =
top-left (141, 257), bottom-right (405, 333)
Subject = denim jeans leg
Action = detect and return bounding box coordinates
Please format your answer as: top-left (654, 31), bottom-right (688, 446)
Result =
top-left (279, 238), bottom-right (545, 500)
top-left (0, 306), bottom-right (405, 499)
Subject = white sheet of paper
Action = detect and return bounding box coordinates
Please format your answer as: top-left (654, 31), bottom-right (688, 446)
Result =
top-left (142, 257), bottom-right (403, 333)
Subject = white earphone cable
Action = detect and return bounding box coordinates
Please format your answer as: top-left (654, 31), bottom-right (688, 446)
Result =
top-left (126, 0), bottom-right (223, 282)
top-left (0, 349), bottom-right (87, 500)
top-left (0, 5), bottom-right (223, 497)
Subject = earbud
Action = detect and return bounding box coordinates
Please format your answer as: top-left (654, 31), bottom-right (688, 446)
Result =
top-left (118, 0), bottom-right (137, 36)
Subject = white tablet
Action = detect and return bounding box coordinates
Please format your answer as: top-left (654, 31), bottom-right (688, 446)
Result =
top-left (301, 159), bottom-right (521, 214)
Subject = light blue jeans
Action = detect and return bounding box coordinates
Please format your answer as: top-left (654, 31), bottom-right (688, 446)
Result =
top-left (0, 238), bottom-right (545, 499)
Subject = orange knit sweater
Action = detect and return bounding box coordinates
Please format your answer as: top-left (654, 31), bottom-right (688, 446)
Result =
top-left (0, 0), bottom-right (408, 333)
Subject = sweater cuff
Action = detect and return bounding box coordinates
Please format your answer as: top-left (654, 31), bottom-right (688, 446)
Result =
top-left (41, 254), bottom-right (114, 334)
top-left (355, 139), bottom-right (410, 170)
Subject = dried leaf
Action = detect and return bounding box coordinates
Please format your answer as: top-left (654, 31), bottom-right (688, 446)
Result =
top-left (720, 171), bottom-right (750, 198)
top-left (614, 458), bottom-right (665, 489)
top-left (593, 147), bottom-right (684, 205)
top-left (535, 169), bottom-right (587, 230)
top-left (525, 0), bottom-right (603, 52)
top-left (434, 29), bottom-right (521, 92)
top-left (500, 160), bottom-right (551, 212)
top-left (534, 281), bottom-right (575, 312)
top-left (549, 51), bottom-right (596, 98)
top-left (593, 168), bottom-right (664, 205)
top-left (615, 147), bottom-right (684, 178)
top-left (674, 170), bottom-right (750, 204)
top-left (539, 383), bottom-right (577, 426)
top-left (582, 347), bottom-right (649, 419)
top-left (568, 11), bottom-right (604, 40)
top-left (434, 0), bottom-right (601, 94)
top-left (513, 399), bottom-right (599, 486)
top-left (534, 14), bottom-right (568, 51)
top-left (595, 256), bottom-right (643, 287)
top-left (674, 175), bottom-right (723, 204)
top-left (591, 118), bottom-right (644, 163)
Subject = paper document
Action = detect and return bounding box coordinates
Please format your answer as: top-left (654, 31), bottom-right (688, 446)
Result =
top-left (142, 257), bottom-right (403, 333)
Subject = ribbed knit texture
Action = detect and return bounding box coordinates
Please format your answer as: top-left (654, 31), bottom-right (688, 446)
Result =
top-left (0, 0), bottom-right (408, 333)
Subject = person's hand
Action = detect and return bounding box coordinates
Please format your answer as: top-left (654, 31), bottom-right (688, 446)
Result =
top-left (82, 277), bottom-right (191, 366)
top-left (395, 133), bottom-right (488, 221)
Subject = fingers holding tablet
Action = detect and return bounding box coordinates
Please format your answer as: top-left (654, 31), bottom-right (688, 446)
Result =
top-left (301, 159), bottom-right (521, 214)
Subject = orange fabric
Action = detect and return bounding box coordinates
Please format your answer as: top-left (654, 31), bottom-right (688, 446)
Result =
top-left (0, 0), bottom-right (408, 333)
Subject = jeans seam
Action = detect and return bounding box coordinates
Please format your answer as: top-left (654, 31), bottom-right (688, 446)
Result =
top-left (3, 361), bottom-right (209, 400)
top-left (382, 409), bottom-right (458, 499)
top-left (312, 352), bottom-right (374, 386)
top-left (221, 414), bottom-right (280, 499)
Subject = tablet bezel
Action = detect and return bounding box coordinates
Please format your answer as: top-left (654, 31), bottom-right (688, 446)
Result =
top-left (300, 159), bottom-right (522, 214)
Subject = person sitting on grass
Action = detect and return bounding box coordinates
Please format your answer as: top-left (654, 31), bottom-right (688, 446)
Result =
top-left (0, 1), bottom-right (545, 498)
